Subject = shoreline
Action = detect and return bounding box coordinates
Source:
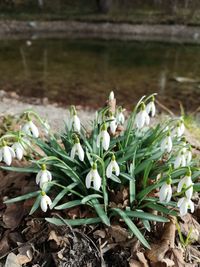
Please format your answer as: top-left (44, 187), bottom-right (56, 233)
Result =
top-left (1, 20), bottom-right (200, 43)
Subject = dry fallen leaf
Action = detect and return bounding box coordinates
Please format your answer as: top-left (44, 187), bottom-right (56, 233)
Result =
top-left (109, 225), bottom-right (129, 243)
top-left (3, 203), bottom-right (24, 229)
top-left (146, 216), bottom-right (176, 263)
top-left (16, 244), bottom-right (33, 265)
top-left (179, 214), bottom-right (200, 244)
top-left (136, 252), bottom-right (149, 267)
top-left (5, 253), bottom-right (22, 267)
top-left (0, 230), bottom-right (10, 257)
top-left (48, 230), bottom-right (69, 247)
top-left (93, 229), bottom-right (106, 239)
top-left (129, 259), bottom-right (143, 267)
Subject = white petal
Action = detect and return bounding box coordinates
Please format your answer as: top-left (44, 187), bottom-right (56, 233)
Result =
top-left (113, 160), bottom-right (120, 176)
top-left (181, 155), bottom-right (186, 167)
top-left (46, 170), bottom-right (52, 181)
top-left (165, 186), bottom-right (172, 203)
top-left (144, 111), bottom-right (150, 125)
top-left (136, 111), bottom-right (145, 129)
top-left (177, 197), bottom-right (185, 208)
top-left (8, 147), bottom-right (15, 158)
top-left (146, 102), bottom-right (151, 114)
top-left (118, 113), bottom-right (125, 124)
top-left (36, 170), bottom-right (42, 184)
top-left (151, 102), bottom-right (156, 117)
top-left (22, 123), bottom-right (31, 135)
top-left (174, 155), bottom-right (181, 169)
top-left (180, 201), bottom-right (188, 216)
top-left (15, 146), bottom-right (23, 160)
top-left (3, 147), bottom-right (12, 165)
top-left (93, 170), bottom-right (101, 190)
top-left (97, 133), bottom-right (101, 148)
top-left (0, 149), bottom-right (2, 161)
top-left (85, 171), bottom-right (92, 189)
top-left (39, 171), bottom-right (49, 188)
top-left (70, 145), bottom-right (76, 160)
top-left (185, 186), bottom-right (193, 199)
top-left (110, 119), bottom-right (117, 134)
top-left (40, 197), bottom-right (48, 212)
top-left (159, 183), bottom-right (168, 202)
top-left (106, 162), bottom-right (113, 178)
top-left (161, 139), bottom-right (167, 152)
top-left (73, 115), bottom-right (81, 132)
top-left (186, 151), bottom-right (192, 163)
top-left (167, 136), bottom-right (172, 153)
top-left (177, 177), bottom-right (186, 193)
top-left (188, 199), bottom-right (194, 213)
top-left (102, 131), bottom-right (110, 151)
top-left (29, 121), bottom-right (39, 138)
top-left (77, 143), bottom-right (84, 161)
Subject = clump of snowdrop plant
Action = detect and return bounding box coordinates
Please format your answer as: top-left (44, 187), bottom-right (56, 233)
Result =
top-left (2, 93), bottom-right (200, 249)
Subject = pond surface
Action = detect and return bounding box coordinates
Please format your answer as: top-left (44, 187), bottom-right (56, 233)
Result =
top-left (0, 38), bottom-right (200, 112)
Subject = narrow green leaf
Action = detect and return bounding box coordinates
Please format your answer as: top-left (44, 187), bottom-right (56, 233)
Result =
top-left (46, 217), bottom-right (101, 226)
top-left (194, 183), bottom-right (200, 192)
top-left (142, 219), bottom-right (151, 232)
top-left (142, 160), bottom-right (153, 189)
top-left (112, 208), bottom-right (150, 249)
top-left (110, 174), bottom-right (121, 183)
top-left (91, 199), bottom-right (110, 226)
top-left (4, 191), bottom-right (40, 203)
top-left (55, 199), bottom-right (82, 210)
top-left (81, 194), bottom-right (103, 204)
top-left (1, 166), bottom-right (39, 173)
top-left (125, 210), bottom-right (169, 222)
top-left (29, 194), bottom-right (41, 215)
top-left (145, 203), bottom-right (177, 216)
top-left (120, 172), bottom-right (133, 181)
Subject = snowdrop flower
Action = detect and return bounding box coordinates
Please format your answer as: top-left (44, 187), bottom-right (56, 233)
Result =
top-left (97, 123), bottom-right (110, 151)
top-left (177, 170), bottom-right (193, 199)
top-left (109, 115), bottom-right (118, 135)
top-left (0, 141), bottom-right (15, 165)
top-left (109, 91), bottom-right (115, 101)
top-left (178, 197), bottom-right (194, 217)
top-left (22, 120), bottom-right (39, 138)
top-left (185, 148), bottom-right (192, 164)
top-left (146, 96), bottom-right (156, 117)
top-left (43, 120), bottom-right (50, 135)
top-left (174, 150), bottom-right (186, 169)
top-left (116, 106), bottom-right (125, 125)
top-left (106, 154), bottom-right (120, 178)
top-left (40, 191), bottom-right (52, 212)
top-left (12, 142), bottom-right (24, 160)
top-left (36, 164), bottom-right (52, 189)
top-left (70, 136), bottom-right (84, 161)
top-left (159, 178), bottom-right (172, 203)
top-left (135, 102), bottom-right (150, 129)
top-left (68, 106), bottom-right (81, 132)
top-left (176, 119), bottom-right (185, 137)
top-left (161, 132), bottom-right (173, 153)
top-left (86, 163), bottom-right (102, 190)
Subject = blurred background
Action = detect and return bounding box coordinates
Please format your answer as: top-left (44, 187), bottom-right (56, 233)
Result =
top-left (0, 0), bottom-right (200, 112)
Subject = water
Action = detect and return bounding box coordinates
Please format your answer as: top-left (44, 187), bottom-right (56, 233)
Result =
top-left (0, 37), bottom-right (200, 112)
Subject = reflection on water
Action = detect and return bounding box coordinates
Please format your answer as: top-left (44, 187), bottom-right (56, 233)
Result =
top-left (0, 38), bottom-right (200, 111)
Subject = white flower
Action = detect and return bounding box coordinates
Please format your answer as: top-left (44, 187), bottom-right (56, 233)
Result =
top-left (178, 197), bottom-right (194, 217)
top-left (174, 151), bottom-right (186, 169)
top-left (177, 174), bottom-right (193, 199)
top-left (106, 155), bottom-right (120, 178)
top-left (36, 165), bottom-right (52, 189)
top-left (22, 120), bottom-right (39, 138)
top-left (97, 124), bottom-right (110, 151)
top-left (176, 120), bottom-right (185, 137)
top-left (146, 100), bottom-right (156, 117)
top-left (110, 116), bottom-right (117, 135)
top-left (109, 91), bottom-right (114, 100)
top-left (116, 108), bottom-right (125, 125)
top-left (135, 103), bottom-right (150, 129)
top-left (0, 144), bottom-right (15, 165)
top-left (159, 182), bottom-right (172, 203)
top-left (12, 142), bottom-right (24, 160)
top-left (68, 106), bottom-right (81, 132)
top-left (70, 139), bottom-right (84, 161)
top-left (43, 120), bottom-right (50, 135)
top-left (86, 163), bottom-right (101, 190)
top-left (161, 133), bottom-right (173, 153)
top-left (185, 149), bottom-right (192, 164)
top-left (40, 192), bottom-right (52, 212)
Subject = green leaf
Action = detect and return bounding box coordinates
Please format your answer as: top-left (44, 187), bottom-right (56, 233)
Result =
top-left (125, 210), bottom-right (169, 222)
top-left (142, 219), bottom-right (151, 232)
top-left (46, 217), bottom-right (102, 226)
top-left (55, 199), bottom-right (82, 210)
top-left (1, 166), bottom-right (39, 173)
top-left (29, 194), bottom-right (41, 215)
top-left (4, 191), bottom-right (40, 203)
top-left (91, 199), bottom-right (110, 226)
top-left (111, 208), bottom-right (150, 249)
top-left (110, 174), bottom-right (121, 183)
top-left (145, 203), bottom-right (177, 216)
top-left (81, 194), bottom-right (103, 204)
top-left (120, 172), bottom-right (133, 181)
top-left (142, 160), bottom-right (153, 189)
top-left (194, 183), bottom-right (200, 192)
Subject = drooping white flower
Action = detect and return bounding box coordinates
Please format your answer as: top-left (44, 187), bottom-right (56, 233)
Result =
top-left (161, 132), bottom-right (173, 153)
top-left (135, 103), bottom-right (150, 129)
top-left (68, 106), bottom-right (81, 132)
top-left (177, 171), bottom-right (193, 199)
top-left (106, 154), bottom-right (120, 178)
top-left (116, 107), bottom-right (125, 125)
top-left (12, 142), bottom-right (24, 160)
top-left (109, 91), bottom-right (115, 101)
top-left (178, 197), bottom-right (194, 217)
top-left (159, 179), bottom-right (172, 203)
top-left (70, 137), bottom-right (84, 161)
top-left (97, 123), bottom-right (110, 151)
top-left (22, 120), bottom-right (39, 138)
top-left (176, 120), bottom-right (185, 137)
top-left (110, 115), bottom-right (118, 135)
top-left (146, 97), bottom-right (156, 117)
top-left (40, 191), bottom-right (52, 212)
top-left (185, 149), bottom-right (192, 164)
top-left (0, 142), bottom-right (15, 165)
top-left (36, 164), bottom-right (52, 189)
top-left (85, 163), bottom-right (102, 190)
top-left (43, 120), bottom-right (50, 135)
top-left (174, 151), bottom-right (186, 169)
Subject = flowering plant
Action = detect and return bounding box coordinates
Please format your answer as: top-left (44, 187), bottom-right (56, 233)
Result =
top-left (2, 92), bottom-right (200, 249)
